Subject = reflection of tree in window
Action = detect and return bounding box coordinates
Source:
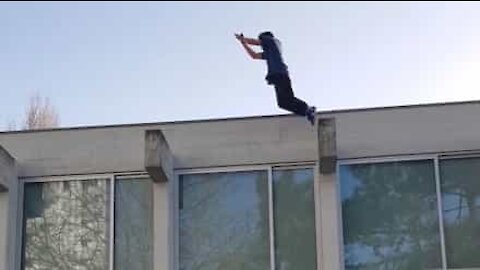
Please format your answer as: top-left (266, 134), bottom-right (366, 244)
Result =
top-left (179, 171), bottom-right (270, 270)
top-left (441, 158), bottom-right (480, 268)
top-left (340, 161), bottom-right (442, 270)
top-left (114, 178), bottom-right (153, 270)
top-left (22, 179), bottom-right (110, 270)
top-left (273, 169), bottom-right (316, 270)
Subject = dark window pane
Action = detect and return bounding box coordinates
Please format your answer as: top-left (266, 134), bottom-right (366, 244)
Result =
top-left (340, 160), bottom-right (441, 269)
top-left (179, 171), bottom-right (270, 270)
top-left (114, 177), bottom-right (153, 270)
top-left (273, 168), bottom-right (316, 270)
top-left (440, 158), bottom-right (480, 268)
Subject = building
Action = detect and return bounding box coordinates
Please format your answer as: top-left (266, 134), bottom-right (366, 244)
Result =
top-left (1, 100), bottom-right (480, 270)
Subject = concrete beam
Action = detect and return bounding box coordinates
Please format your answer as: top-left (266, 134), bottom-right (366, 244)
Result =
top-left (0, 146), bottom-right (16, 192)
top-left (318, 118), bottom-right (337, 174)
top-left (145, 130), bottom-right (173, 182)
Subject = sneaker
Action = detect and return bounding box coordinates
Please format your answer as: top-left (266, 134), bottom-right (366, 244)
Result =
top-left (306, 106), bottom-right (316, 126)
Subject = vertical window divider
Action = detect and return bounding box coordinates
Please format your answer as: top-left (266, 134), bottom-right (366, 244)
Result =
top-left (434, 157), bottom-right (448, 269)
top-left (268, 167), bottom-right (276, 270)
top-left (109, 177), bottom-right (115, 270)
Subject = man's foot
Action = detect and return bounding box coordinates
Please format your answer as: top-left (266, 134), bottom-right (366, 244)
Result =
top-left (306, 106), bottom-right (316, 126)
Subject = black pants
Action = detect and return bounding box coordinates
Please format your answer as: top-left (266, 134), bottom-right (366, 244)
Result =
top-left (268, 74), bottom-right (308, 116)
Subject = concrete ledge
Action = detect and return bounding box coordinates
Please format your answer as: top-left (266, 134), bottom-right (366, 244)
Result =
top-left (318, 118), bottom-right (337, 174)
top-left (145, 130), bottom-right (173, 182)
top-left (0, 146), bottom-right (16, 191)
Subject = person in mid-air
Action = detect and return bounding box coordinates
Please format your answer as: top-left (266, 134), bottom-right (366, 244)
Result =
top-left (235, 31), bottom-right (316, 125)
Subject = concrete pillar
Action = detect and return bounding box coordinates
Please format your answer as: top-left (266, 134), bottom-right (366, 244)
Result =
top-left (153, 181), bottom-right (171, 270)
top-left (145, 130), bottom-right (173, 183)
top-left (0, 146), bottom-right (18, 270)
top-left (144, 130), bottom-right (173, 270)
top-left (316, 118), bottom-right (342, 270)
top-left (0, 146), bottom-right (15, 191)
top-left (318, 118), bottom-right (337, 174)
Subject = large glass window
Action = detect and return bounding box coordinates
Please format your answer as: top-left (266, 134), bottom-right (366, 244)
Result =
top-left (179, 167), bottom-right (317, 270)
top-left (114, 177), bottom-right (153, 270)
top-left (340, 160), bottom-right (442, 269)
top-left (179, 171), bottom-right (270, 270)
top-left (273, 168), bottom-right (316, 270)
top-left (22, 176), bottom-right (153, 270)
top-left (440, 157), bottom-right (480, 268)
top-left (22, 179), bottom-right (111, 270)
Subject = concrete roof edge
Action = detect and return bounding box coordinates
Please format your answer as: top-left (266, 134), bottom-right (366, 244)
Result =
top-left (2, 99), bottom-right (479, 135)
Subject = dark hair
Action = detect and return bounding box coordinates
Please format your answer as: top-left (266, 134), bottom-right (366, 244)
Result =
top-left (258, 31), bottom-right (274, 39)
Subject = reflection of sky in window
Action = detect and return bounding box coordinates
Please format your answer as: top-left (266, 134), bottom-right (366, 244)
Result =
top-left (346, 239), bottom-right (425, 268)
top-left (273, 168), bottom-right (312, 185)
top-left (340, 165), bottom-right (363, 201)
top-left (442, 193), bottom-right (470, 224)
top-left (346, 244), bottom-right (404, 267)
top-left (181, 171), bottom-right (267, 232)
top-left (340, 165), bottom-right (375, 268)
top-left (346, 243), bottom-right (378, 266)
top-left (441, 158), bottom-right (480, 224)
top-left (224, 173), bottom-right (262, 214)
top-left (442, 192), bottom-right (480, 224)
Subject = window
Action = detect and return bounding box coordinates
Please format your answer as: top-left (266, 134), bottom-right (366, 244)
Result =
top-left (273, 168), bottom-right (316, 270)
top-left (440, 157), bottom-right (480, 268)
top-left (114, 177), bottom-right (153, 270)
top-left (341, 157), bottom-right (480, 270)
top-left (179, 171), bottom-right (270, 270)
top-left (22, 179), bottom-right (111, 270)
top-left (21, 176), bottom-right (153, 270)
top-left (179, 167), bottom-right (317, 270)
top-left (340, 160), bottom-right (442, 269)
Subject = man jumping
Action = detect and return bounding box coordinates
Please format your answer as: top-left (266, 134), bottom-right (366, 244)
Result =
top-left (235, 31), bottom-right (316, 125)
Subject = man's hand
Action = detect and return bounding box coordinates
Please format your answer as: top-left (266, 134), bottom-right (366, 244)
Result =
top-left (234, 33), bottom-right (244, 42)
top-left (235, 32), bottom-right (262, 60)
top-left (235, 33), bottom-right (261, 46)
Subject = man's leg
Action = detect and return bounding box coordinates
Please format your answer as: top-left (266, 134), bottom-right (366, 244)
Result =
top-left (274, 76), bottom-right (309, 116)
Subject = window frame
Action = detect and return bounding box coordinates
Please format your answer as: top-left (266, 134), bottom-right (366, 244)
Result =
top-left (19, 172), bottom-right (151, 270)
top-left (437, 154), bottom-right (480, 269)
top-left (174, 163), bottom-right (317, 270)
top-left (336, 153), bottom-right (480, 270)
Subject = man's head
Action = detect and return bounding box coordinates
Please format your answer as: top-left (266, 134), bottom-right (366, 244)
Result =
top-left (258, 31), bottom-right (274, 40)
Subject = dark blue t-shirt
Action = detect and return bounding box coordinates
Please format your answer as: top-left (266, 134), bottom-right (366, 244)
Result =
top-left (260, 36), bottom-right (289, 76)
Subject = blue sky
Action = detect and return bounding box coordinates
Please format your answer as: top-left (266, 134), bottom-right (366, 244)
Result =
top-left (2, 2), bottom-right (480, 129)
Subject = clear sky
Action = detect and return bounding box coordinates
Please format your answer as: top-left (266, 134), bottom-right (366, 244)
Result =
top-left (2, 2), bottom-right (480, 130)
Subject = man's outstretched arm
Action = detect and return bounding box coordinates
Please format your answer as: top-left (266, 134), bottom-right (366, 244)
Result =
top-left (235, 33), bottom-right (263, 60)
top-left (235, 33), bottom-right (261, 45)
top-left (243, 37), bottom-right (262, 46)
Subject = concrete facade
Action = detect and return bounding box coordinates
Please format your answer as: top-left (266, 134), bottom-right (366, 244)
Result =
top-left (0, 146), bottom-right (18, 270)
top-left (1, 100), bottom-right (480, 270)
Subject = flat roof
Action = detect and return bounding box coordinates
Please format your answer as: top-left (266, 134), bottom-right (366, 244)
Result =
top-left (2, 99), bottom-right (480, 135)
